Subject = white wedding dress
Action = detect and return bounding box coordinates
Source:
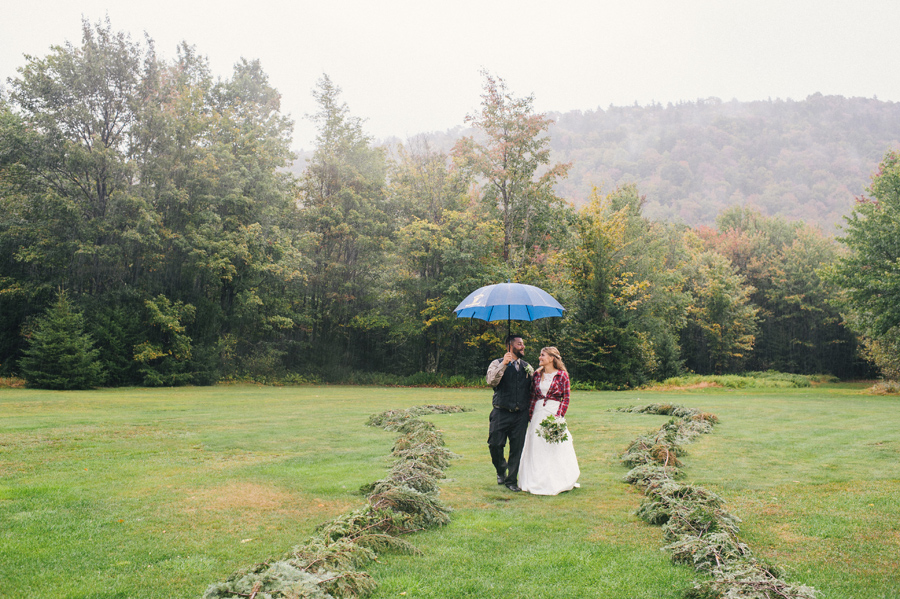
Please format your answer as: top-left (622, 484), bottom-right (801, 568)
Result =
top-left (519, 375), bottom-right (580, 495)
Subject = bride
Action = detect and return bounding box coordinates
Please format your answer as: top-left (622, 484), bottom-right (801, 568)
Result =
top-left (519, 346), bottom-right (580, 495)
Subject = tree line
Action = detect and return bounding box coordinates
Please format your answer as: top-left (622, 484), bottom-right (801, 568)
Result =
top-left (0, 20), bottom-right (893, 389)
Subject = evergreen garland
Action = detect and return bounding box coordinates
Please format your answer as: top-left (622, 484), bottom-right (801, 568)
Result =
top-left (619, 403), bottom-right (819, 599)
top-left (203, 404), bottom-right (470, 599)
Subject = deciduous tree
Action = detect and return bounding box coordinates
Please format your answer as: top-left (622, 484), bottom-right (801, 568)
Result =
top-left (387, 138), bottom-right (502, 373)
top-left (2, 22), bottom-right (306, 383)
top-left (705, 207), bottom-right (861, 376)
top-left (680, 236), bottom-right (758, 374)
top-left (453, 71), bottom-right (570, 269)
top-left (564, 185), bottom-right (689, 386)
top-left (8, 17), bottom-right (159, 295)
top-left (824, 150), bottom-right (900, 379)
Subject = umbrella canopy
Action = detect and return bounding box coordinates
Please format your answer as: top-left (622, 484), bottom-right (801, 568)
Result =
top-left (453, 282), bottom-right (565, 335)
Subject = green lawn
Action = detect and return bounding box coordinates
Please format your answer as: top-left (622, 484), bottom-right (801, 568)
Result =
top-left (1, 384), bottom-right (897, 598)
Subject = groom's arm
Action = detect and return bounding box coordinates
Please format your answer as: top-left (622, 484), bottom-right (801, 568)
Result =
top-left (486, 359), bottom-right (507, 387)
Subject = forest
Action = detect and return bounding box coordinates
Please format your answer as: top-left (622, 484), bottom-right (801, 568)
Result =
top-left (2, 20), bottom-right (899, 389)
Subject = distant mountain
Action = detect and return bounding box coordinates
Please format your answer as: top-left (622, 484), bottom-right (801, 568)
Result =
top-left (547, 94), bottom-right (900, 231)
top-left (290, 95), bottom-right (900, 232)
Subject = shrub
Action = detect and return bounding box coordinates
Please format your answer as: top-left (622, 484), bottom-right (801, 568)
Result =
top-left (0, 376), bottom-right (26, 388)
top-left (870, 380), bottom-right (900, 395)
top-left (402, 371), bottom-right (441, 386)
top-left (655, 371), bottom-right (815, 389)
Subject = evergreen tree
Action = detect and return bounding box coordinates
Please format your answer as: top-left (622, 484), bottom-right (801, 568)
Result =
top-left (18, 290), bottom-right (105, 389)
top-left (295, 75), bottom-right (390, 373)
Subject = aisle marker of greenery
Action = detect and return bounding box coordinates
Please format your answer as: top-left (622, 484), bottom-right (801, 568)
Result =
top-left (203, 405), bottom-right (470, 599)
top-left (619, 404), bottom-right (819, 599)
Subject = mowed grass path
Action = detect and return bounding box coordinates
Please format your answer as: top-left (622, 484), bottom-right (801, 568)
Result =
top-left (1, 384), bottom-right (897, 598)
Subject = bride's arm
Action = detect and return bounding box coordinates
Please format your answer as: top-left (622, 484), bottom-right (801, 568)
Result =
top-left (556, 372), bottom-right (571, 417)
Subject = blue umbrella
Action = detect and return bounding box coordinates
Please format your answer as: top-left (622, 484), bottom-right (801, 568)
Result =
top-left (453, 282), bottom-right (565, 336)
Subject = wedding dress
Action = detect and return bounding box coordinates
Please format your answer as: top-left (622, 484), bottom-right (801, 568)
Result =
top-left (519, 375), bottom-right (580, 495)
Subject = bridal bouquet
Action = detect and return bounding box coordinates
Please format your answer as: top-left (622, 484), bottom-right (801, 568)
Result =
top-left (536, 414), bottom-right (569, 444)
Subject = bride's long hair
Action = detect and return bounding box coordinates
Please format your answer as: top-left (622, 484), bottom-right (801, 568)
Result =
top-left (536, 346), bottom-right (567, 375)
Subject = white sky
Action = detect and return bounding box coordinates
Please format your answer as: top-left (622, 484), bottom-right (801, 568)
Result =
top-left (3, 1), bottom-right (898, 151)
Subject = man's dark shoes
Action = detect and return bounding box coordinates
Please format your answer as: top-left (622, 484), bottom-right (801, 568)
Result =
top-left (496, 461), bottom-right (508, 485)
top-left (505, 483), bottom-right (522, 492)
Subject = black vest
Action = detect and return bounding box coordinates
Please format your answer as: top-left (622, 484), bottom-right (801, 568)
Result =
top-left (492, 361), bottom-right (532, 412)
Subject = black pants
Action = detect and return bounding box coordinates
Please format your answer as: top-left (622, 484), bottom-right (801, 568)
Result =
top-left (487, 407), bottom-right (529, 485)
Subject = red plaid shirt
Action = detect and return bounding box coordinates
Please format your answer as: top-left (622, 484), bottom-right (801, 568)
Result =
top-left (529, 370), bottom-right (570, 418)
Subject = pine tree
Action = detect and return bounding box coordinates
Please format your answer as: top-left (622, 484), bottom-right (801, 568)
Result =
top-left (18, 290), bottom-right (105, 389)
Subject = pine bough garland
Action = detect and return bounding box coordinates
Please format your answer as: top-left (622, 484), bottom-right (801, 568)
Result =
top-left (619, 404), bottom-right (819, 599)
top-left (203, 404), bottom-right (470, 599)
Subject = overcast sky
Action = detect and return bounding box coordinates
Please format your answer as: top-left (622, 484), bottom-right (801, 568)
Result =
top-left (3, 1), bottom-right (898, 151)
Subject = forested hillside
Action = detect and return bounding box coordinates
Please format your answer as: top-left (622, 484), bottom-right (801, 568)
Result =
top-left (356, 95), bottom-right (900, 232)
top-left (549, 95), bottom-right (900, 230)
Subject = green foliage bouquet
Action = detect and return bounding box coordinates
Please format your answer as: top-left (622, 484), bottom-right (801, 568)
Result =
top-left (537, 414), bottom-right (569, 444)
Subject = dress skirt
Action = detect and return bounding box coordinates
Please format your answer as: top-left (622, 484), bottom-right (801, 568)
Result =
top-left (519, 399), bottom-right (580, 495)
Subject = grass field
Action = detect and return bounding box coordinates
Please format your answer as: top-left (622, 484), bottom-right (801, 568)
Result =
top-left (1, 383), bottom-right (898, 598)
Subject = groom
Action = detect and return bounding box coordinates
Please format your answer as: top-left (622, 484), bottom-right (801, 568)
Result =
top-left (485, 334), bottom-right (533, 492)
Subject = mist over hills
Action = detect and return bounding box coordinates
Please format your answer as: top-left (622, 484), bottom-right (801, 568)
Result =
top-left (292, 94), bottom-right (900, 232)
top-left (548, 94), bottom-right (900, 230)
